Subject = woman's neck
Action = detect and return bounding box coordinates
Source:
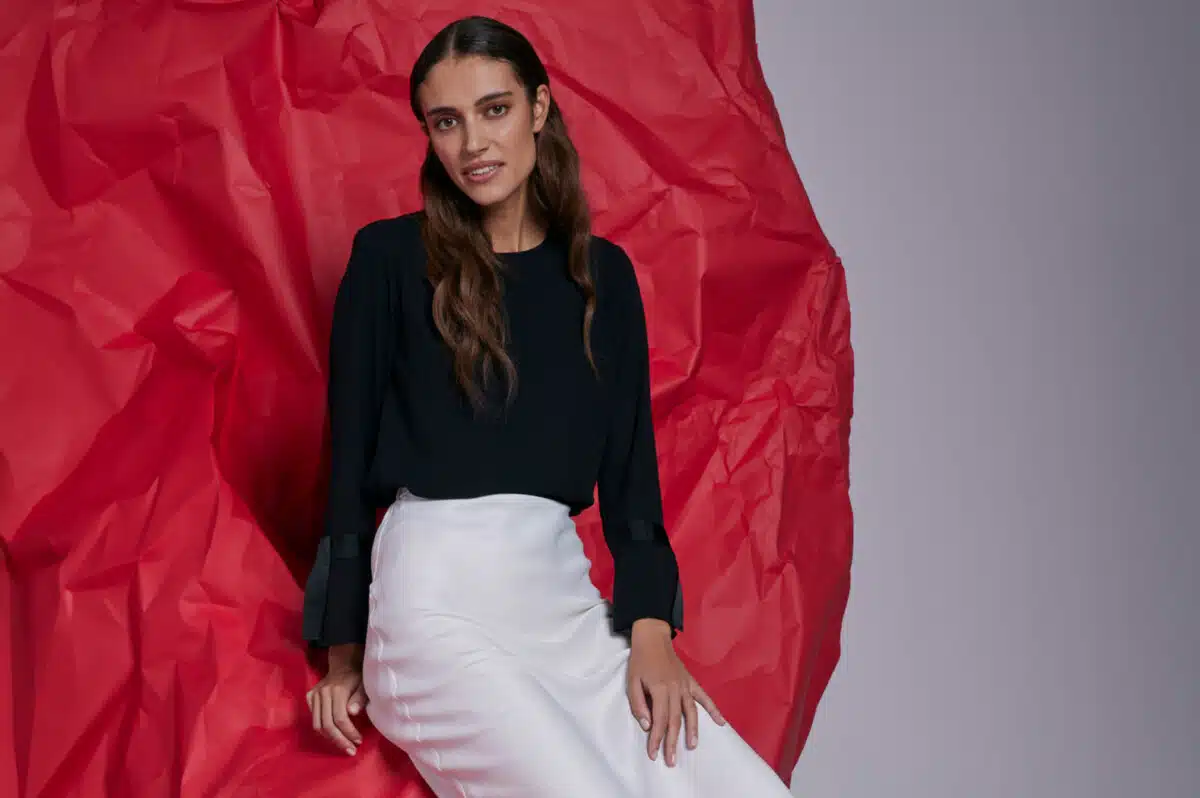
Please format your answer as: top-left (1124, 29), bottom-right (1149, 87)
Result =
top-left (482, 196), bottom-right (545, 253)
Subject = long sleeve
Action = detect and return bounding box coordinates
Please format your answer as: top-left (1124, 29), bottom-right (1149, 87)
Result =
top-left (597, 248), bottom-right (684, 638)
top-left (302, 222), bottom-right (397, 647)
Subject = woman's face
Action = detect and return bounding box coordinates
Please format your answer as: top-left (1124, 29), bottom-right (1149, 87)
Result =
top-left (418, 55), bottom-right (550, 212)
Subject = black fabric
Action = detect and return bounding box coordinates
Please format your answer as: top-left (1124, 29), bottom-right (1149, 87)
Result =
top-left (608, 521), bottom-right (684, 636)
top-left (302, 210), bottom-right (683, 647)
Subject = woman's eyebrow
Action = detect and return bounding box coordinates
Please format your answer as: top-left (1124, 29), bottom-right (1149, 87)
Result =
top-left (427, 91), bottom-right (514, 116)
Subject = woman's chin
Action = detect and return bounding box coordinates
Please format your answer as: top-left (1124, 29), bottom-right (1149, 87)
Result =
top-left (464, 182), bottom-right (517, 208)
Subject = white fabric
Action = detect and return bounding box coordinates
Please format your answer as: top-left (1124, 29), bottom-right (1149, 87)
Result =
top-left (363, 489), bottom-right (793, 797)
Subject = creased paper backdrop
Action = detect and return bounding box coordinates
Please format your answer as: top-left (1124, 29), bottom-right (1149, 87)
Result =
top-left (0, 1), bottom-right (854, 795)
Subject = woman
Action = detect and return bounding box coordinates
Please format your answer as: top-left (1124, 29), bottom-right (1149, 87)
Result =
top-left (303, 15), bottom-right (793, 797)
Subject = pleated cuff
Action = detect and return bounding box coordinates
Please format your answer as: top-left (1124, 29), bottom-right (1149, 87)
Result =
top-left (302, 534), bottom-right (369, 647)
top-left (610, 520), bottom-right (684, 638)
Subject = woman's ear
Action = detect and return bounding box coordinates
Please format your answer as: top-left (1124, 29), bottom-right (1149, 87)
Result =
top-left (532, 84), bottom-right (551, 134)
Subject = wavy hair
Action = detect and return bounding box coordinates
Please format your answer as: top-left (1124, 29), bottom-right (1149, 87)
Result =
top-left (409, 15), bottom-right (596, 413)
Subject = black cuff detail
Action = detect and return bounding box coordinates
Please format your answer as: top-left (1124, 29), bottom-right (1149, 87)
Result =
top-left (610, 520), bottom-right (684, 638)
top-left (302, 534), bottom-right (369, 647)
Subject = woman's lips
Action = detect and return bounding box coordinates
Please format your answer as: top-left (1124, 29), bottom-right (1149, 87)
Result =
top-left (463, 162), bottom-right (503, 183)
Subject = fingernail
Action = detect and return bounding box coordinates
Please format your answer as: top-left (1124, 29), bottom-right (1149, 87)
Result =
top-left (649, 748), bottom-right (657, 761)
top-left (639, 717), bottom-right (650, 731)
top-left (345, 746), bottom-right (356, 756)
top-left (689, 734), bottom-right (697, 748)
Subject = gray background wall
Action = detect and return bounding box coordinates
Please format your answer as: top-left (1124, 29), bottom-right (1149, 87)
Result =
top-left (749, 2), bottom-right (1199, 796)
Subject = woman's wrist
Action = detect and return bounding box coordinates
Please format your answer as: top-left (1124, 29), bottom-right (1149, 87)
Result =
top-left (327, 642), bottom-right (365, 671)
top-left (630, 617), bottom-right (672, 642)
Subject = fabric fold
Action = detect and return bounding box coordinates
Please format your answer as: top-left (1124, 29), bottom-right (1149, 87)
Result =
top-left (302, 534), bottom-right (366, 645)
top-left (609, 519), bottom-right (683, 637)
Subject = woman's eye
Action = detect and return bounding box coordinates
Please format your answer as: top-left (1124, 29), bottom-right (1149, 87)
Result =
top-left (432, 106), bottom-right (504, 131)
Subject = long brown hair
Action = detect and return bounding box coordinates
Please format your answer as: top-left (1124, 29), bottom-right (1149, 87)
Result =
top-left (409, 16), bottom-right (596, 413)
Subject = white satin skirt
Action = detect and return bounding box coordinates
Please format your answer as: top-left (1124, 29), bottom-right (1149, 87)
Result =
top-left (362, 489), bottom-right (792, 797)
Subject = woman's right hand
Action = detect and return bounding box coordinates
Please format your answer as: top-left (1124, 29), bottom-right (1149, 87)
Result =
top-left (306, 643), bottom-right (368, 756)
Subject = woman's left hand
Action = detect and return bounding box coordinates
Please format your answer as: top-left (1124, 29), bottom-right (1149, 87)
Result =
top-left (626, 618), bottom-right (726, 766)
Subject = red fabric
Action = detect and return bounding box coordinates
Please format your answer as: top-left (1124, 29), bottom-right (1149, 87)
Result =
top-left (0, 1), bottom-right (854, 795)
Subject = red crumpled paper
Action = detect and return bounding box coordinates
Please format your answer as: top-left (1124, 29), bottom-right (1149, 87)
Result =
top-left (0, 2), bottom-right (853, 795)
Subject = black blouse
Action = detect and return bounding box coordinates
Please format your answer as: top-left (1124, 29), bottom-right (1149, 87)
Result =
top-left (301, 211), bottom-right (683, 647)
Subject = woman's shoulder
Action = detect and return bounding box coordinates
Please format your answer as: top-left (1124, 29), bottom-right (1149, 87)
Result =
top-left (588, 234), bottom-right (642, 305)
top-left (354, 209), bottom-right (425, 251)
top-left (346, 210), bottom-right (427, 286)
top-left (588, 232), bottom-right (630, 267)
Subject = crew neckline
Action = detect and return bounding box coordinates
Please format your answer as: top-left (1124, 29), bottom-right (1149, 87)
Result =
top-left (495, 231), bottom-right (553, 259)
